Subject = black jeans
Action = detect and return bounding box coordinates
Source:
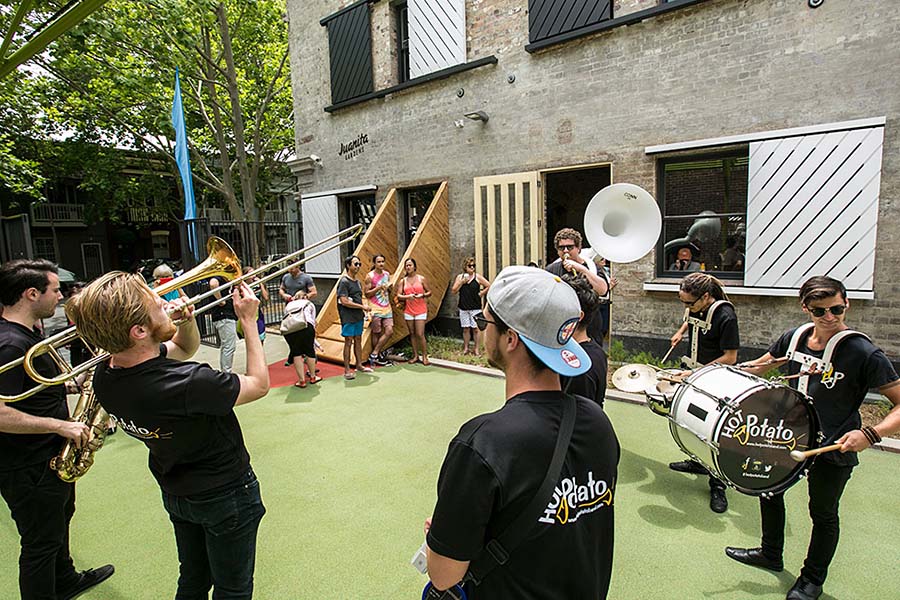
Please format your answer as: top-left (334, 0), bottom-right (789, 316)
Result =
top-left (0, 460), bottom-right (80, 600)
top-left (161, 470), bottom-right (266, 600)
top-left (759, 459), bottom-right (853, 585)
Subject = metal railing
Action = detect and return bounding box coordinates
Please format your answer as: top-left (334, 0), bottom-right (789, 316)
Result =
top-left (30, 203), bottom-right (85, 224)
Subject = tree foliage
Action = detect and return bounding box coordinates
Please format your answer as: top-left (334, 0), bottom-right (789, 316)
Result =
top-left (2, 0), bottom-right (294, 252)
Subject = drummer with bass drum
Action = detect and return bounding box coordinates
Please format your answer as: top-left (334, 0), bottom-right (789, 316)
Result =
top-left (666, 273), bottom-right (739, 513)
top-left (725, 276), bottom-right (900, 600)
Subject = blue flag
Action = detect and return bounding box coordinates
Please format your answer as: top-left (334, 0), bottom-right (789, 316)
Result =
top-left (171, 68), bottom-right (199, 257)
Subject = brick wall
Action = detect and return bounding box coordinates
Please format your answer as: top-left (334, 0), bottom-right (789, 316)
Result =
top-left (287, 0), bottom-right (900, 357)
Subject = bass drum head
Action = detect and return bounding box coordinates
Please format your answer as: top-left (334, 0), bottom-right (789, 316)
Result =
top-left (713, 385), bottom-right (819, 495)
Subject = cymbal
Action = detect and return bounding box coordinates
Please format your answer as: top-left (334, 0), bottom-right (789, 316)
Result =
top-left (612, 363), bottom-right (658, 393)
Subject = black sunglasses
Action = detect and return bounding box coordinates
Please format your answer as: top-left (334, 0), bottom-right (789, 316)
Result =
top-left (807, 304), bottom-right (846, 317)
top-left (351, 262), bottom-right (361, 267)
top-left (473, 313), bottom-right (498, 331)
top-left (557, 243), bottom-right (577, 251)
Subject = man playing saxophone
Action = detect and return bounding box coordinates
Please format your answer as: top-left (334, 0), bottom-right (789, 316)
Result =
top-left (0, 259), bottom-right (115, 600)
top-left (66, 271), bottom-right (270, 600)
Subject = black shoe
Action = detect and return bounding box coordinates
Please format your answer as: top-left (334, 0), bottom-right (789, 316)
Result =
top-left (669, 459), bottom-right (708, 475)
top-left (724, 547), bottom-right (783, 572)
top-left (786, 576), bottom-right (823, 600)
top-left (709, 487), bottom-right (728, 513)
top-left (58, 564), bottom-right (115, 600)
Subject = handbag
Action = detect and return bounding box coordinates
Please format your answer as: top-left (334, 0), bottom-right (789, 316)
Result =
top-left (280, 299), bottom-right (309, 334)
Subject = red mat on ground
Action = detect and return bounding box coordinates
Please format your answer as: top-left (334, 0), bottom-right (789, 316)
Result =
top-left (267, 358), bottom-right (347, 388)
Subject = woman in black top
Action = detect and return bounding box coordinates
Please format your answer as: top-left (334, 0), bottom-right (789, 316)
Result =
top-left (451, 257), bottom-right (490, 356)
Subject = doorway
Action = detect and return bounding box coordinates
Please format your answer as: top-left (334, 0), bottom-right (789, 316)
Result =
top-left (543, 165), bottom-right (611, 259)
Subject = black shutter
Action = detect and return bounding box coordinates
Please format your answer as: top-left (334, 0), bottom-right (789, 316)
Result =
top-left (528, 0), bottom-right (613, 44)
top-left (325, 3), bottom-right (374, 105)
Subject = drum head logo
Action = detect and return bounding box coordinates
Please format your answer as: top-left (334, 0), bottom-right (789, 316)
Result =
top-left (721, 411), bottom-right (798, 451)
top-left (561, 349), bottom-right (581, 369)
top-left (558, 318), bottom-right (578, 344)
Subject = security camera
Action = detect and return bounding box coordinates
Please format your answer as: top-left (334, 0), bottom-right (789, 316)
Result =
top-left (309, 154), bottom-right (322, 165)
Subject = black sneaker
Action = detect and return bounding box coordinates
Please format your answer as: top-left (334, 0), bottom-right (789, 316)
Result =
top-left (58, 564), bottom-right (115, 600)
top-left (669, 459), bottom-right (708, 475)
top-left (709, 486), bottom-right (728, 513)
top-left (374, 356), bottom-right (391, 366)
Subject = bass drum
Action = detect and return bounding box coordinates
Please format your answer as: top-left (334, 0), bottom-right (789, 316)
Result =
top-left (669, 364), bottom-right (820, 496)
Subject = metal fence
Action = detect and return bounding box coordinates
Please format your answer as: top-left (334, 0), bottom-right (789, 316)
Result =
top-left (180, 218), bottom-right (301, 347)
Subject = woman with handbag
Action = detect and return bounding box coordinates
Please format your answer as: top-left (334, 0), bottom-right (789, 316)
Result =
top-left (282, 296), bottom-right (320, 388)
top-left (395, 257), bottom-right (432, 365)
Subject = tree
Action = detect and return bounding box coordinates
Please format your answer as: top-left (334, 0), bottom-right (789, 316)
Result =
top-left (19, 0), bottom-right (294, 262)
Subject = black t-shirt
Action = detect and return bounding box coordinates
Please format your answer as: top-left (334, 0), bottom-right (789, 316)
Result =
top-left (0, 319), bottom-right (69, 471)
top-left (92, 345), bottom-right (247, 495)
top-left (769, 328), bottom-right (898, 467)
top-left (427, 391), bottom-right (619, 600)
top-left (336, 275), bottom-right (364, 324)
top-left (689, 303), bottom-right (740, 365)
top-left (561, 339), bottom-right (608, 408)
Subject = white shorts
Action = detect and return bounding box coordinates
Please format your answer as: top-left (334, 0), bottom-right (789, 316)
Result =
top-left (404, 313), bottom-right (427, 321)
top-left (459, 309), bottom-right (480, 329)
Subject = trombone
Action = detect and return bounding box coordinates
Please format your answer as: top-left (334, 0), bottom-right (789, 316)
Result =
top-left (0, 224), bottom-right (364, 401)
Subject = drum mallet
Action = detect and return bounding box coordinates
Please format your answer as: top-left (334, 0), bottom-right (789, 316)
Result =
top-left (789, 443), bottom-right (842, 462)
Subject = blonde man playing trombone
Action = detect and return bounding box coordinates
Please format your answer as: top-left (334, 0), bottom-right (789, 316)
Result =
top-left (67, 272), bottom-right (269, 600)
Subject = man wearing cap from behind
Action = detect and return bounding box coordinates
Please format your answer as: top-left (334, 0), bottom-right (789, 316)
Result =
top-left (423, 266), bottom-right (620, 599)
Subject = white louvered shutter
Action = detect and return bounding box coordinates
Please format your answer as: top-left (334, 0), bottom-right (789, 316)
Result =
top-left (744, 124), bottom-right (885, 292)
top-left (300, 195), bottom-right (341, 275)
top-left (408, 0), bottom-right (466, 79)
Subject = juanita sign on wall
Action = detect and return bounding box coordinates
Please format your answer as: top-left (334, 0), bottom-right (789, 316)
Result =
top-left (339, 133), bottom-right (369, 159)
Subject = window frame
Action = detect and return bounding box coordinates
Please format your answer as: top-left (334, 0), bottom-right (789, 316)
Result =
top-left (655, 148), bottom-right (749, 280)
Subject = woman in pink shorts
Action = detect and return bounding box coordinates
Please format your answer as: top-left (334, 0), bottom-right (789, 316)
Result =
top-left (395, 257), bottom-right (431, 365)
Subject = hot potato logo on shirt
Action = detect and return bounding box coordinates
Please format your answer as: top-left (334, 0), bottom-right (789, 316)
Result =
top-left (539, 471), bottom-right (613, 525)
top-left (110, 414), bottom-right (173, 441)
top-left (721, 411), bottom-right (798, 451)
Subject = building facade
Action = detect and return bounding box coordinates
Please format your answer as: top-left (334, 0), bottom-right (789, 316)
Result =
top-left (286, 0), bottom-right (900, 358)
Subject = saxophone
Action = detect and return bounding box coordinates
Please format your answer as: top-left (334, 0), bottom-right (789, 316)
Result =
top-left (50, 370), bottom-right (111, 482)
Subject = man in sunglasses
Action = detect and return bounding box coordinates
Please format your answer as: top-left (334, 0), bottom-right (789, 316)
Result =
top-left (424, 267), bottom-right (619, 599)
top-left (545, 228), bottom-right (610, 346)
top-left (337, 255), bottom-right (372, 380)
top-left (725, 276), bottom-right (900, 600)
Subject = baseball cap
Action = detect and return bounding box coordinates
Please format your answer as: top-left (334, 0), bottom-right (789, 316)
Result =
top-left (486, 266), bottom-right (591, 377)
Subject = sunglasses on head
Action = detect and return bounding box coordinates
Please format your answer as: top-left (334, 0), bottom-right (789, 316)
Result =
top-left (807, 304), bottom-right (846, 317)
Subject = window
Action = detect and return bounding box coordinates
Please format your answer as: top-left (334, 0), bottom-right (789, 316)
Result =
top-left (396, 2), bottom-right (410, 83)
top-left (528, 0), bottom-right (613, 44)
top-left (658, 152), bottom-right (748, 278)
top-left (33, 237), bottom-right (57, 262)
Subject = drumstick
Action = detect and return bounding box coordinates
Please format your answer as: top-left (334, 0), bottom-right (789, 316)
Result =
top-left (789, 443), bottom-right (842, 462)
top-left (661, 343), bottom-right (677, 365)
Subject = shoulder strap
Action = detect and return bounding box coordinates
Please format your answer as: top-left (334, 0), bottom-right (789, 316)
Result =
top-left (465, 393), bottom-right (577, 586)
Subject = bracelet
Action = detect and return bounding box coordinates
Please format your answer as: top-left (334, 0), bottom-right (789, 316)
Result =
top-left (862, 425), bottom-right (882, 445)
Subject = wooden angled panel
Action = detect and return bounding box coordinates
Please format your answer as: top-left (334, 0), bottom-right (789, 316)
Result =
top-left (528, 0), bottom-right (612, 44)
top-left (326, 2), bottom-right (374, 104)
top-left (744, 125), bottom-right (884, 292)
top-left (315, 190), bottom-right (400, 363)
top-left (408, 0), bottom-right (465, 78)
